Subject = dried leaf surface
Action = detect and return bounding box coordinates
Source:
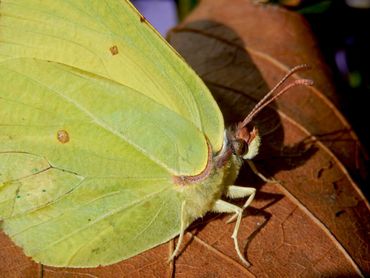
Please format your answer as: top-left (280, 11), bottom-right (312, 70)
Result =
top-left (167, 0), bottom-right (370, 275)
top-left (168, 0), bottom-right (368, 183)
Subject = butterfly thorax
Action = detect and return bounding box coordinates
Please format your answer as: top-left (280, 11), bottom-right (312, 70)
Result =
top-left (173, 130), bottom-right (246, 224)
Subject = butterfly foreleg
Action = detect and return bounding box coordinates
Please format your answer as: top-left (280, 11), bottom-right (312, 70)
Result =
top-left (225, 185), bottom-right (256, 224)
top-left (168, 201), bottom-right (187, 262)
top-left (211, 199), bottom-right (250, 267)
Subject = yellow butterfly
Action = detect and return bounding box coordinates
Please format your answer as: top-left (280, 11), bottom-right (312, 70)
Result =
top-left (0, 0), bottom-right (311, 267)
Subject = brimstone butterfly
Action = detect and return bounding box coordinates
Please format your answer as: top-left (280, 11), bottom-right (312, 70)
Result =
top-left (0, 0), bottom-right (312, 267)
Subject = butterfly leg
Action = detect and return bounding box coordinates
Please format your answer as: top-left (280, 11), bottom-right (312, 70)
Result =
top-left (247, 160), bottom-right (279, 183)
top-left (168, 201), bottom-right (187, 262)
top-left (225, 185), bottom-right (255, 224)
top-left (212, 200), bottom-right (250, 267)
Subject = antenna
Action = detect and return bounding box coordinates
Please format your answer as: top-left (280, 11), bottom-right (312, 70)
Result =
top-left (239, 64), bottom-right (313, 128)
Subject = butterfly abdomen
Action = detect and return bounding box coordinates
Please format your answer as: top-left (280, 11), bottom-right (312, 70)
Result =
top-left (175, 147), bottom-right (242, 225)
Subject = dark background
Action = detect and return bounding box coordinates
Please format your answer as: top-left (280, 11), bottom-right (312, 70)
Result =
top-left (303, 0), bottom-right (370, 154)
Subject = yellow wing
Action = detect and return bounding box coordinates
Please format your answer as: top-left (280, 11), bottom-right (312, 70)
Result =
top-left (0, 0), bottom-right (224, 160)
top-left (0, 0), bottom-right (225, 267)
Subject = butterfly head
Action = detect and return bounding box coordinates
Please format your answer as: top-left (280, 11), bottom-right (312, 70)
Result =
top-left (230, 123), bottom-right (261, 160)
top-left (227, 64), bottom-right (314, 161)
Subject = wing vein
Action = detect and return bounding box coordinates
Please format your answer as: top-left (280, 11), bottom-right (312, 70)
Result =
top-left (2, 65), bottom-right (171, 172)
top-left (29, 186), bottom-right (170, 256)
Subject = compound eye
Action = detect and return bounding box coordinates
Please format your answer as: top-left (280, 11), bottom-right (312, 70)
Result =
top-left (231, 139), bottom-right (248, 156)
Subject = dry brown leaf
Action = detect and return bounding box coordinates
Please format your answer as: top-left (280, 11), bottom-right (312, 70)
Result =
top-left (168, 0), bottom-right (368, 184)
top-left (167, 0), bottom-right (370, 275)
top-left (1, 0), bottom-right (369, 277)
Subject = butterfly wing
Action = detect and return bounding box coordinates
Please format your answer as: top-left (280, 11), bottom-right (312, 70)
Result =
top-left (0, 0), bottom-right (223, 153)
top-left (0, 58), bottom-right (188, 266)
top-left (0, 0), bottom-right (223, 267)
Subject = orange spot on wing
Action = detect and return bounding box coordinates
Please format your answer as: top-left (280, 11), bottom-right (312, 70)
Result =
top-left (57, 130), bottom-right (70, 144)
top-left (109, 45), bottom-right (119, 55)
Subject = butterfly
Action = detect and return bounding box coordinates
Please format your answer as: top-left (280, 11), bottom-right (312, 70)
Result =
top-left (0, 0), bottom-right (312, 267)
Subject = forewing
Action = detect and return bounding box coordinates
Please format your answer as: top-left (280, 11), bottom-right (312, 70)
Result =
top-left (0, 0), bottom-right (224, 266)
top-left (0, 58), bottom-right (208, 175)
top-left (0, 58), bottom-right (201, 266)
top-left (0, 0), bottom-right (224, 152)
